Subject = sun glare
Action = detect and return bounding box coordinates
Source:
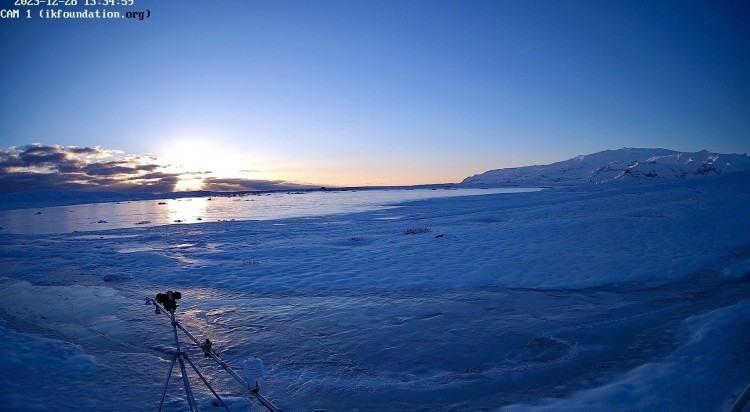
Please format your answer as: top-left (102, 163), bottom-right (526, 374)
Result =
top-left (166, 197), bottom-right (208, 222)
top-left (174, 178), bottom-right (205, 191)
top-left (159, 140), bottom-right (265, 191)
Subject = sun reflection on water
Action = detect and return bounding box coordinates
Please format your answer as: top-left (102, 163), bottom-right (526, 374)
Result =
top-left (166, 198), bottom-right (208, 223)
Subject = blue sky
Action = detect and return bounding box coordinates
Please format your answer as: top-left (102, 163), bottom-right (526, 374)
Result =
top-left (1, 0), bottom-right (748, 190)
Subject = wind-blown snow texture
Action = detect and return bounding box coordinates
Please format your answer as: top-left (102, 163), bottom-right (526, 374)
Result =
top-left (462, 148), bottom-right (750, 186)
top-left (1, 171), bottom-right (749, 411)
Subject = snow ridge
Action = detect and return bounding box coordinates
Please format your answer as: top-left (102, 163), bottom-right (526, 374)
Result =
top-left (462, 148), bottom-right (750, 186)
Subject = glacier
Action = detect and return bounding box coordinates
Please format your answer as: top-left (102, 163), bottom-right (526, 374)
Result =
top-left (462, 148), bottom-right (750, 186)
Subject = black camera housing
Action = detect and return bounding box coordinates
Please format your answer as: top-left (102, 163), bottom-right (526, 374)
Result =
top-left (155, 291), bottom-right (181, 311)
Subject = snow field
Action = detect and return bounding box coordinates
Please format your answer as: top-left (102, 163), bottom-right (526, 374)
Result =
top-left (502, 300), bottom-right (750, 411)
top-left (1, 171), bottom-right (749, 410)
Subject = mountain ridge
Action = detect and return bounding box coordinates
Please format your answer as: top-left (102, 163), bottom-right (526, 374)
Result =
top-left (461, 148), bottom-right (750, 186)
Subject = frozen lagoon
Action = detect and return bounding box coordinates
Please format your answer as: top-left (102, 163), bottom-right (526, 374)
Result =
top-left (0, 188), bottom-right (536, 235)
top-left (1, 174), bottom-right (749, 411)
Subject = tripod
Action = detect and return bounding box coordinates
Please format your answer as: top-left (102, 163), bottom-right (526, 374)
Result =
top-left (149, 291), bottom-right (281, 412)
top-left (157, 294), bottom-right (229, 411)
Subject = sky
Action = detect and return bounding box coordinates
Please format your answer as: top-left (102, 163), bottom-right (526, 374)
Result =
top-left (1, 0), bottom-right (749, 193)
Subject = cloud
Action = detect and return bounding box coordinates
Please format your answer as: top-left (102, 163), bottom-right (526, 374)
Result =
top-left (0, 144), bottom-right (180, 194)
top-left (82, 161), bottom-right (159, 176)
top-left (0, 144), bottom-right (320, 194)
top-left (201, 177), bottom-right (316, 192)
top-left (67, 147), bottom-right (103, 155)
top-left (0, 171), bottom-right (83, 193)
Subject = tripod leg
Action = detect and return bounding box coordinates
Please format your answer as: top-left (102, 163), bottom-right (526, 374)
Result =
top-left (177, 355), bottom-right (198, 412)
top-left (159, 355), bottom-right (179, 412)
top-left (183, 353), bottom-right (232, 411)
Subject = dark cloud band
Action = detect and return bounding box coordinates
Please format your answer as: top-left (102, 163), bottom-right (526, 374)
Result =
top-left (0, 144), bottom-right (315, 194)
top-left (0, 144), bottom-right (180, 193)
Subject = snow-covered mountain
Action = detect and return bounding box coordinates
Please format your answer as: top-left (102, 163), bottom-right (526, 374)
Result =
top-left (461, 148), bottom-right (750, 186)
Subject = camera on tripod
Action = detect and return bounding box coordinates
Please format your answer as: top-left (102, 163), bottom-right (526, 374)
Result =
top-left (145, 290), bottom-right (281, 412)
top-left (155, 291), bottom-right (181, 312)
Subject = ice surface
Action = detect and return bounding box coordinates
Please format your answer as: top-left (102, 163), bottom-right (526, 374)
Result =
top-left (0, 188), bottom-right (535, 235)
top-left (1, 172), bottom-right (749, 411)
top-left (502, 301), bottom-right (750, 411)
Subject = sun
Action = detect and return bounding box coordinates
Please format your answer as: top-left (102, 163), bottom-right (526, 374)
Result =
top-left (174, 177), bottom-right (205, 191)
top-left (158, 140), bottom-right (264, 191)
